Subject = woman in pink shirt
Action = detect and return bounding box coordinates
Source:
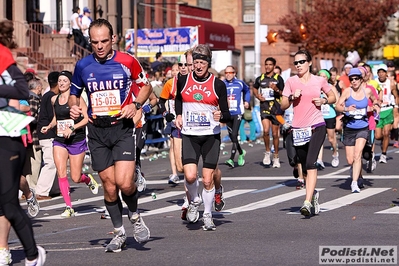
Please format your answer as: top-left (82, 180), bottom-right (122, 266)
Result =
top-left (281, 49), bottom-right (336, 217)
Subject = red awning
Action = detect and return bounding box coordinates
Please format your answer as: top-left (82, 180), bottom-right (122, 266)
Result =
top-left (180, 18), bottom-right (235, 50)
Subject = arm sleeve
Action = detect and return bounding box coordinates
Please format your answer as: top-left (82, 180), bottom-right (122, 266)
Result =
top-left (243, 81), bottom-right (250, 103)
top-left (215, 79), bottom-right (231, 122)
top-left (175, 75), bottom-right (187, 116)
top-left (0, 64), bottom-right (29, 100)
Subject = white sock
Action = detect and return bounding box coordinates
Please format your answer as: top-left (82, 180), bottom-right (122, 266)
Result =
top-left (351, 181), bottom-right (357, 186)
top-left (202, 186), bottom-right (215, 214)
top-left (115, 225), bottom-right (125, 234)
top-left (185, 179), bottom-right (199, 202)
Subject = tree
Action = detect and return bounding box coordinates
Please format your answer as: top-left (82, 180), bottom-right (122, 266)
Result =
top-left (277, 0), bottom-right (399, 58)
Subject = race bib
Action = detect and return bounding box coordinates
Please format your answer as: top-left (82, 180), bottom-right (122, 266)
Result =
top-left (292, 127), bottom-right (312, 146)
top-left (90, 90), bottom-right (121, 116)
top-left (229, 100), bottom-right (238, 111)
top-left (321, 104), bottom-right (330, 116)
top-left (57, 119), bottom-right (75, 137)
top-left (348, 108), bottom-right (366, 119)
top-left (261, 88), bottom-right (274, 101)
top-left (185, 110), bottom-right (211, 129)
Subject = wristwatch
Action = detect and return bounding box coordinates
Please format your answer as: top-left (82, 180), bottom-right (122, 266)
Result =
top-left (69, 126), bottom-right (75, 132)
top-left (133, 102), bottom-right (142, 110)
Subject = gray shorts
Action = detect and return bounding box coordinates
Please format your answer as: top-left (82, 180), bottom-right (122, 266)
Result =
top-left (342, 126), bottom-right (369, 146)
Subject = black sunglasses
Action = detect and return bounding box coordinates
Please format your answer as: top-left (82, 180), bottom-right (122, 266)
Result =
top-left (293, 60), bottom-right (307, 66)
top-left (349, 76), bottom-right (361, 82)
top-left (178, 63), bottom-right (188, 67)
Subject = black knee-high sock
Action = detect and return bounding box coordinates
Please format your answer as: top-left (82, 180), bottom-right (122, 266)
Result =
top-left (104, 198), bottom-right (123, 228)
top-left (230, 142), bottom-right (237, 160)
top-left (236, 142), bottom-right (243, 155)
top-left (121, 189), bottom-right (139, 216)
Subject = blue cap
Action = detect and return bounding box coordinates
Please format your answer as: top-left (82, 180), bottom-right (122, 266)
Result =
top-left (83, 7), bottom-right (90, 13)
top-left (348, 68), bottom-right (362, 77)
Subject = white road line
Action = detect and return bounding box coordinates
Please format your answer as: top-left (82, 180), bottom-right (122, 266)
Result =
top-left (222, 189), bottom-right (325, 215)
top-left (140, 189), bottom-right (255, 217)
top-left (288, 188), bottom-right (391, 214)
top-left (375, 206), bottom-right (399, 214)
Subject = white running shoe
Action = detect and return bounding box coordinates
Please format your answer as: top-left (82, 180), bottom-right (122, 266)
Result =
top-left (0, 248), bottom-right (12, 265)
top-left (87, 174), bottom-right (99, 194)
top-left (202, 213), bottom-right (216, 231)
top-left (272, 157), bottom-right (280, 168)
top-left (168, 174), bottom-right (180, 185)
top-left (379, 154), bottom-right (387, 164)
top-left (331, 153), bottom-right (339, 168)
top-left (351, 182), bottom-right (360, 193)
top-left (105, 229), bottom-right (126, 253)
top-left (60, 206), bottom-right (75, 218)
top-left (26, 189), bottom-right (40, 218)
top-left (263, 151), bottom-right (271, 165)
top-left (135, 165), bottom-right (147, 192)
top-left (187, 198), bottom-right (202, 223)
top-left (130, 213), bottom-right (150, 243)
top-left (311, 190), bottom-right (320, 215)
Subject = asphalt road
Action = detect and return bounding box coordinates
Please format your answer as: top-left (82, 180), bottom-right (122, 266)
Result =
top-left (8, 138), bottom-right (399, 266)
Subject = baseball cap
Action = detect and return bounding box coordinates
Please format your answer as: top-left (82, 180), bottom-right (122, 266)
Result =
top-left (25, 68), bottom-right (37, 75)
top-left (377, 64), bottom-right (388, 72)
top-left (387, 61), bottom-right (395, 68)
top-left (348, 68), bottom-right (362, 77)
top-left (83, 7), bottom-right (90, 13)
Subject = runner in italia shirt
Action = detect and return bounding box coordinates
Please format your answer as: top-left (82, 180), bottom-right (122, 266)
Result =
top-left (70, 51), bottom-right (148, 118)
top-left (175, 72), bottom-right (231, 136)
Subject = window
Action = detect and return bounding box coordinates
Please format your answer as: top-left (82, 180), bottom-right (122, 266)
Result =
top-left (242, 0), bottom-right (255, 23)
top-left (197, 0), bottom-right (211, 10)
top-left (244, 47), bottom-right (255, 81)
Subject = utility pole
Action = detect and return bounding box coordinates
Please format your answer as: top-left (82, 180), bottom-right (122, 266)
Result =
top-left (254, 0), bottom-right (261, 79)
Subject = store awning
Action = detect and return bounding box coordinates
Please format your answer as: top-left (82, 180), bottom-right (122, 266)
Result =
top-left (180, 18), bottom-right (235, 50)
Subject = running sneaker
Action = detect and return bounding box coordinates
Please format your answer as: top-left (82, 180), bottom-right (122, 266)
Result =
top-left (0, 248), bottom-right (12, 265)
top-left (214, 185), bottom-right (225, 212)
top-left (371, 158), bottom-right (377, 171)
top-left (181, 196), bottom-right (189, 220)
top-left (316, 159), bottom-right (325, 170)
top-left (351, 182), bottom-right (360, 193)
top-left (202, 213), bottom-right (216, 231)
top-left (27, 246), bottom-right (46, 265)
top-left (272, 157), bottom-right (281, 168)
top-left (331, 153), bottom-right (339, 168)
top-left (263, 151), bottom-right (271, 165)
top-left (105, 229), bottom-right (127, 252)
top-left (311, 190), bottom-right (320, 215)
top-left (225, 159), bottom-right (234, 168)
top-left (300, 200), bottom-right (312, 217)
top-left (26, 189), bottom-right (40, 218)
top-left (60, 206), bottom-right (75, 218)
top-left (135, 165), bottom-right (147, 192)
top-left (394, 141), bottom-right (399, 148)
top-left (87, 174), bottom-right (99, 194)
top-left (186, 198), bottom-right (202, 223)
top-left (296, 180), bottom-right (305, 190)
top-left (237, 150), bottom-right (246, 166)
top-left (130, 213), bottom-right (150, 243)
top-left (379, 154), bottom-right (387, 164)
top-left (168, 174), bottom-right (180, 185)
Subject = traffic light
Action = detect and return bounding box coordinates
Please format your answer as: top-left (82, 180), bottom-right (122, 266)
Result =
top-left (266, 30), bottom-right (278, 44)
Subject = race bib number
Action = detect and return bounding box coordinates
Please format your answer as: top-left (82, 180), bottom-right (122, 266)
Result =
top-left (57, 119), bottom-right (75, 137)
top-left (349, 108), bottom-right (366, 119)
top-left (261, 88), bottom-right (274, 101)
top-left (186, 110), bottom-right (211, 128)
top-left (321, 104), bottom-right (330, 116)
top-left (229, 100), bottom-right (238, 111)
top-left (90, 90), bottom-right (121, 116)
top-left (292, 127), bottom-right (312, 146)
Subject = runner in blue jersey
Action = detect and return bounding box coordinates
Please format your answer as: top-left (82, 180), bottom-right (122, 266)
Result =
top-left (68, 19), bottom-right (152, 253)
top-left (223, 65), bottom-right (250, 167)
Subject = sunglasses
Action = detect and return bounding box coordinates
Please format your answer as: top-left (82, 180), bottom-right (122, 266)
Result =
top-left (178, 63), bottom-right (187, 67)
top-left (225, 71), bottom-right (235, 74)
top-left (293, 60), bottom-right (307, 66)
top-left (349, 76), bottom-right (361, 82)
